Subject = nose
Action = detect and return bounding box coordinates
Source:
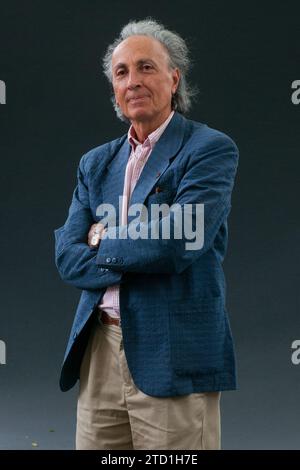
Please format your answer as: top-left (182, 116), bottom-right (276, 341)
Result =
top-left (127, 68), bottom-right (141, 90)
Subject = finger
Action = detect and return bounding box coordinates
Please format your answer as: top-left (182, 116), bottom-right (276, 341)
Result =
top-left (87, 225), bottom-right (94, 245)
top-left (95, 222), bottom-right (105, 234)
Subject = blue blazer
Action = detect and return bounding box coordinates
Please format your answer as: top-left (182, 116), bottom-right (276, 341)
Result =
top-left (54, 111), bottom-right (239, 396)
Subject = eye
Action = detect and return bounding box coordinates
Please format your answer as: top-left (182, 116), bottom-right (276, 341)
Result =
top-left (142, 64), bottom-right (153, 71)
top-left (116, 69), bottom-right (126, 77)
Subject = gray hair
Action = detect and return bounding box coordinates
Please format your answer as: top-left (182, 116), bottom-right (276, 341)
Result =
top-left (102, 18), bottom-right (198, 122)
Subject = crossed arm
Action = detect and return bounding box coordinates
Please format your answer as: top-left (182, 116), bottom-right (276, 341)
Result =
top-left (54, 155), bottom-right (121, 291)
top-left (54, 134), bottom-right (238, 290)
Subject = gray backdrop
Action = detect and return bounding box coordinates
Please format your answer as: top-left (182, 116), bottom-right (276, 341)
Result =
top-left (0, 0), bottom-right (299, 449)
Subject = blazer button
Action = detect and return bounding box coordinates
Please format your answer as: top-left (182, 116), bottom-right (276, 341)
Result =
top-left (106, 257), bottom-right (111, 263)
top-left (112, 257), bottom-right (117, 263)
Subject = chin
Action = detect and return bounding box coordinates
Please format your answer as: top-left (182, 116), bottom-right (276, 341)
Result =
top-left (127, 108), bottom-right (153, 122)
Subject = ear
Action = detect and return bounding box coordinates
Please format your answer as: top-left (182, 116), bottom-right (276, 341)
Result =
top-left (172, 68), bottom-right (180, 94)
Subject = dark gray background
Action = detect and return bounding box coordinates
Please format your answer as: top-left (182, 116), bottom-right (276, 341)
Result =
top-left (0, 0), bottom-right (299, 449)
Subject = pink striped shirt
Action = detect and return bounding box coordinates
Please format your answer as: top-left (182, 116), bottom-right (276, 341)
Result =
top-left (98, 110), bottom-right (175, 319)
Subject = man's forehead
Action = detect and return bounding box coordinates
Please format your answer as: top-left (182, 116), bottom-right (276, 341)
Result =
top-left (112, 36), bottom-right (168, 64)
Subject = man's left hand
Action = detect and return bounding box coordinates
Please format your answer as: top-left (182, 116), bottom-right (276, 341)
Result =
top-left (88, 222), bottom-right (106, 248)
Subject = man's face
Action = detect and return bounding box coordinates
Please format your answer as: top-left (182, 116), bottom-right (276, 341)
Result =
top-left (111, 35), bottom-right (179, 124)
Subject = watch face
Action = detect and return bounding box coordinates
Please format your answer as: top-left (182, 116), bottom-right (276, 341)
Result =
top-left (91, 234), bottom-right (100, 246)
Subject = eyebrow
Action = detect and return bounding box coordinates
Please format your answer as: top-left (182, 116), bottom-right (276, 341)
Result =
top-left (113, 58), bottom-right (157, 71)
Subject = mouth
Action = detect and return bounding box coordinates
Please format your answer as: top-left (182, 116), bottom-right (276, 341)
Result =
top-left (128, 96), bottom-right (149, 103)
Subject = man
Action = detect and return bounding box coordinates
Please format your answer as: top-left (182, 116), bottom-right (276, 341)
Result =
top-left (54, 19), bottom-right (239, 450)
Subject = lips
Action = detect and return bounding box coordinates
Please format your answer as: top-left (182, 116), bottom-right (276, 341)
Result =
top-left (127, 95), bottom-right (149, 102)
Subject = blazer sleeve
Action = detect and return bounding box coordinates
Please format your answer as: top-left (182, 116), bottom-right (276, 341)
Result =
top-left (54, 153), bottom-right (122, 290)
top-left (96, 133), bottom-right (239, 274)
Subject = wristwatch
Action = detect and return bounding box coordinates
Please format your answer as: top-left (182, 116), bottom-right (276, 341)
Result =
top-left (91, 225), bottom-right (103, 247)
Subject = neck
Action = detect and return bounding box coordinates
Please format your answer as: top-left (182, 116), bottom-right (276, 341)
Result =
top-left (131, 108), bottom-right (172, 143)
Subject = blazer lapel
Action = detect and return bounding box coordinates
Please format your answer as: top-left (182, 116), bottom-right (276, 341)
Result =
top-left (100, 138), bottom-right (130, 226)
top-left (100, 112), bottom-right (186, 227)
top-left (129, 112), bottom-right (186, 211)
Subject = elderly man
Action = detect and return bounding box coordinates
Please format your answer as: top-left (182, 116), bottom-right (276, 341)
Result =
top-left (54, 19), bottom-right (239, 450)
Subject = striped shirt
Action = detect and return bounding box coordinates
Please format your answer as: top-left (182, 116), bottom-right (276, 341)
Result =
top-left (98, 110), bottom-right (174, 319)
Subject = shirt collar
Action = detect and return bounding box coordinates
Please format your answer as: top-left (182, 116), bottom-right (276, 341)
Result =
top-left (127, 110), bottom-right (175, 151)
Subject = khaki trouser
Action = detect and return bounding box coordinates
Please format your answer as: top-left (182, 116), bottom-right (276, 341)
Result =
top-left (76, 317), bottom-right (221, 450)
